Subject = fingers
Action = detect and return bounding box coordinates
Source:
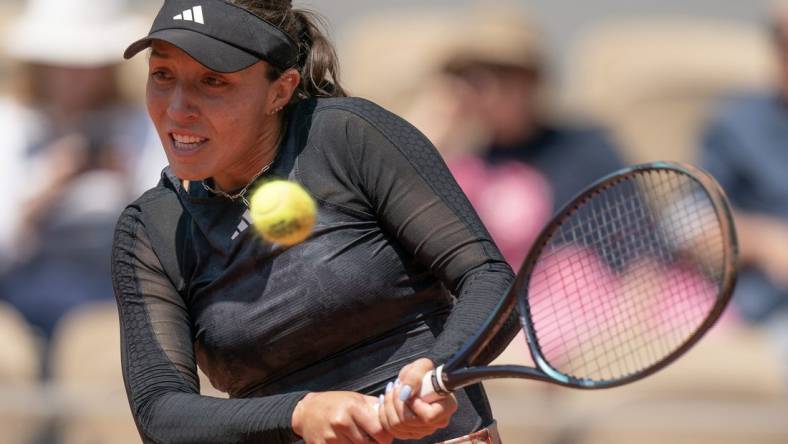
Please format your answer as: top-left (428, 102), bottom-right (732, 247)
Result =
top-left (356, 397), bottom-right (393, 444)
top-left (332, 398), bottom-right (392, 444)
top-left (380, 380), bottom-right (431, 439)
top-left (397, 358), bottom-right (434, 399)
top-left (396, 358), bottom-right (436, 422)
top-left (378, 359), bottom-right (456, 439)
top-left (378, 358), bottom-right (455, 440)
top-left (293, 392), bottom-right (392, 444)
top-left (409, 394), bottom-right (457, 429)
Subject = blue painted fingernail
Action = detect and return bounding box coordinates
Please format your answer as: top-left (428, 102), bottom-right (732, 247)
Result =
top-left (386, 381), bottom-right (393, 394)
top-left (399, 385), bottom-right (412, 401)
top-left (379, 394), bottom-right (385, 405)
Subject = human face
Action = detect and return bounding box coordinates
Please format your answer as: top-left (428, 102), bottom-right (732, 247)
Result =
top-left (146, 41), bottom-right (280, 190)
top-left (459, 64), bottom-right (540, 146)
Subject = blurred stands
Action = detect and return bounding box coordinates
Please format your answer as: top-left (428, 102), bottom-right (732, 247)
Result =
top-left (0, 302), bottom-right (45, 444)
top-left (344, 7), bottom-right (788, 444)
top-left (345, 7), bottom-right (624, 268)
top-left (564, 18), bottom-right (776, 163)
top-left (49, 303), bottom-right (137, 444)
top-left (0, 302), bottom-right (40, 384)
top-left (487, 325), bottom-right (788, 443)
top-left (0, 0), bottom-right (164, 344)
top-left (0, 2), bottom-right (787, 444)
top-left (488, 14), bottom-right (786, 444)
top-left (342, 11), bottom-right (459, 117)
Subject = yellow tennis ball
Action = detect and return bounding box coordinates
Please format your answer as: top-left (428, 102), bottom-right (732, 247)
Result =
top-left (249, 180), bottom-right (316, 246)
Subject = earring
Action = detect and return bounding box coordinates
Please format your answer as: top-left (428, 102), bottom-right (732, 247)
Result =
top-left (268, 106), bottom-right (283, 116)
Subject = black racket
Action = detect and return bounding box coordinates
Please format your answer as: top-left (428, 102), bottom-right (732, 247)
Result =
top-left (420, 162), bottom-right (738, 401)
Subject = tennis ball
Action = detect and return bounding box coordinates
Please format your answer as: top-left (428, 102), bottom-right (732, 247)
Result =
top-left (249, 180), bottom-right (316, 246)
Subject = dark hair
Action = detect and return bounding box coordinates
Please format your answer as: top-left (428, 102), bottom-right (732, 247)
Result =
top-left (227, 0), bottom-right (347, 100)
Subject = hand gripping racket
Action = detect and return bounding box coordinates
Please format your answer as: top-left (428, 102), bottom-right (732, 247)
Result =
top-left (421, 162), bottom-right (738, 401)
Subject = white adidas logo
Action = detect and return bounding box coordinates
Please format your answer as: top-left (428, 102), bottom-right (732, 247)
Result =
top-left (173, 5), bottom-right (204, 24)
top-left (231, 209), bottom-right (253, 241)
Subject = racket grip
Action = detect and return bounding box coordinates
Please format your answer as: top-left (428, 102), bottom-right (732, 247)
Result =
top-left (419, 365), bottom-right (448, 403)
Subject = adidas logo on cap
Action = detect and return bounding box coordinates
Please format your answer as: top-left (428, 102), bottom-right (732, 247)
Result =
top-left (173, 5), bottom-right (204, 24)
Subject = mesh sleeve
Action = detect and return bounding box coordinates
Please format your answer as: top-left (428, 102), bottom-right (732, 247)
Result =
top-left (319, 100), bottom-right (518, 365)
top-left (112, 205), bottom-right (307, 443)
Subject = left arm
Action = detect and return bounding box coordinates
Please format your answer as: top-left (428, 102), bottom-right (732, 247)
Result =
top-left (337, 101), bottom-right (518, 367)
top-left (322, 101), bottom-right (518, 436)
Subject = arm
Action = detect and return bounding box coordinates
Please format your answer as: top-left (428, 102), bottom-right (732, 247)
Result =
top-left (336, 101), bottom-right (518, 365)
top-left (334, 101), bottom-right (518, 437)
top-left (112, 205), bottom-right (306, 443)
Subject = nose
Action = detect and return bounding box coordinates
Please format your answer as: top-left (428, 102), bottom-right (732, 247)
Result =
top-left (166, 83), bottom-right (199, 124)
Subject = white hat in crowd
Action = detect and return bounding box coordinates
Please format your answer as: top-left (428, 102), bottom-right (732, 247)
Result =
top-left (4, 0), bottom-right (146, 67)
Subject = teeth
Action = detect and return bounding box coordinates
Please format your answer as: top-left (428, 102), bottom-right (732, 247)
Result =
top-left (172, 133), bottom-right (207, 144)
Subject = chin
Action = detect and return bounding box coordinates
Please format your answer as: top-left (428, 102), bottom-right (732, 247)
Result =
top-left (168, 163), bottom-right (212, 182)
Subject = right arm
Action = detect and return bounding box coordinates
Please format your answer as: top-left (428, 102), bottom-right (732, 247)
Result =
top-left (112, 206), bottom-right (390, 443)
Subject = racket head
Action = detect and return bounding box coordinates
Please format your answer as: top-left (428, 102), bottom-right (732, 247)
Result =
top-left (516, 162), bottom-right (737, 389)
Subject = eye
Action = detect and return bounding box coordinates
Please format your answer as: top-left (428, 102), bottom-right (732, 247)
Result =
top-left (150, 69), bottom-right (173, 82)
top-left (203, 75), bottom-right (228, 88)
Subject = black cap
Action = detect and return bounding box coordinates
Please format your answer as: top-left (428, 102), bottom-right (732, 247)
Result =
top-left (124, 0), bottom-right (298, 72)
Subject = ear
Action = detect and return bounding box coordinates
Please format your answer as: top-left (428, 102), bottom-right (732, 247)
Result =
top-left (267, 68), bottom-right (301, 115)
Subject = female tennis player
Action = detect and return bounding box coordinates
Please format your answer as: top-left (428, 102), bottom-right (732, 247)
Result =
top-left (114, 0), bottom-right (516, 442)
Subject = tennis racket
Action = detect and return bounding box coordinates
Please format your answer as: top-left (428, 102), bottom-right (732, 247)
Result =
top-left (420, 161), bottom-right (737, 401)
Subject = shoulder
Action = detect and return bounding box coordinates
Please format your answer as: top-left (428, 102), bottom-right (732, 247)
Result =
top-left (304, 97), bottom-right (416, 139)
top-left (294, 97), bottom-right (430, 160)
top-left (311, 96), bottom-right (393, 121)
top-left (116, 170), bottom-right (181, 230)
top-left (128, 169), bottom-right (179, 208)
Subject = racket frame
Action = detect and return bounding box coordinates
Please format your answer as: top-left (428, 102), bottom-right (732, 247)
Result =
top-left (437, 162), bottom-right (738, 392)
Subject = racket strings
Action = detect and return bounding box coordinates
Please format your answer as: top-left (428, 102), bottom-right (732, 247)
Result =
top-left (528, 170), bottom-right (724, 382)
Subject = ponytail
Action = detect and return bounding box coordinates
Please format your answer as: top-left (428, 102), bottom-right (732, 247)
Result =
top-left (228, 0), bottom-right (347, 99)
top-left (292, 9), bottom-right (347, 98)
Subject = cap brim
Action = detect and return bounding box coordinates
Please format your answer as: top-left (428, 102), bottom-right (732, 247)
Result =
top-left (124, 28), bottom-right (260, 73)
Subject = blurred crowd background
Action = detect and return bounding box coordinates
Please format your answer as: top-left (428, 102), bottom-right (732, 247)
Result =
top-left (1, 0), bottom-right (788, 443)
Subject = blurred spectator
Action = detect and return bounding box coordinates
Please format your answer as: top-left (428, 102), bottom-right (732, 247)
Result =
top-left (699, 3), bottom-right (788, 385)
top-left (0, 0), bottom-right (164, 356)
top-left (405, 9), bottom-right (624, 267)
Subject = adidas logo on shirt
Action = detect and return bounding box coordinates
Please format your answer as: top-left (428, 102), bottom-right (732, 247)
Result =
top-left (173, 5), bottom-right (204, 24)
top-left (232, 209), bottom-right (253, 240)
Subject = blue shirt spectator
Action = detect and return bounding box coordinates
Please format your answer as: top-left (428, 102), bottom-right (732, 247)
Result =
top-left (0, 0), bottom-right (165, 346)
top-left (403, 9), bottom-right (625, 267)
top-left (485, 125), bottom-right (624, 211)
top-left (700, 92), bottom-right (788, 323)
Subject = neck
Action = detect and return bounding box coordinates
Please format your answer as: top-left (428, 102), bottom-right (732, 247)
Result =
top-left (213, 117), bottom-right (284, 193)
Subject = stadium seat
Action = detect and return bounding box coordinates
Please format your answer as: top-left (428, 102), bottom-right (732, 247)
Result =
top-left (486, 324), bottom-right (787, 442)
top-left (0, 302), bottom-right (46, 444)
top-left (0, 301), bottom-right (40, 383)
top-left (564, 18), bottom-right (776, 163)
top-left (49, 301), bottom-right (226, 443)
top-left (48, 302), bottom-right (137, 444)
top-left (340, 11), bottom-right (459, 115)
top-left (0, 2), bottom-right (23, 96)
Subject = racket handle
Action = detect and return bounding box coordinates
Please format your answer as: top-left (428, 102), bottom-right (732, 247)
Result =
top-left (419, 365), bottom-right (448, 403)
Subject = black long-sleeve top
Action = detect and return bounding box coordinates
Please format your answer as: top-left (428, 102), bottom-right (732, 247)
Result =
top-left (111, 97), bottom-right (517, 443)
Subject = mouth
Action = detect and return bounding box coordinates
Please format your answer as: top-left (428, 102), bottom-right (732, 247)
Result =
top-left (169, 131), bottom-right (209, 154)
